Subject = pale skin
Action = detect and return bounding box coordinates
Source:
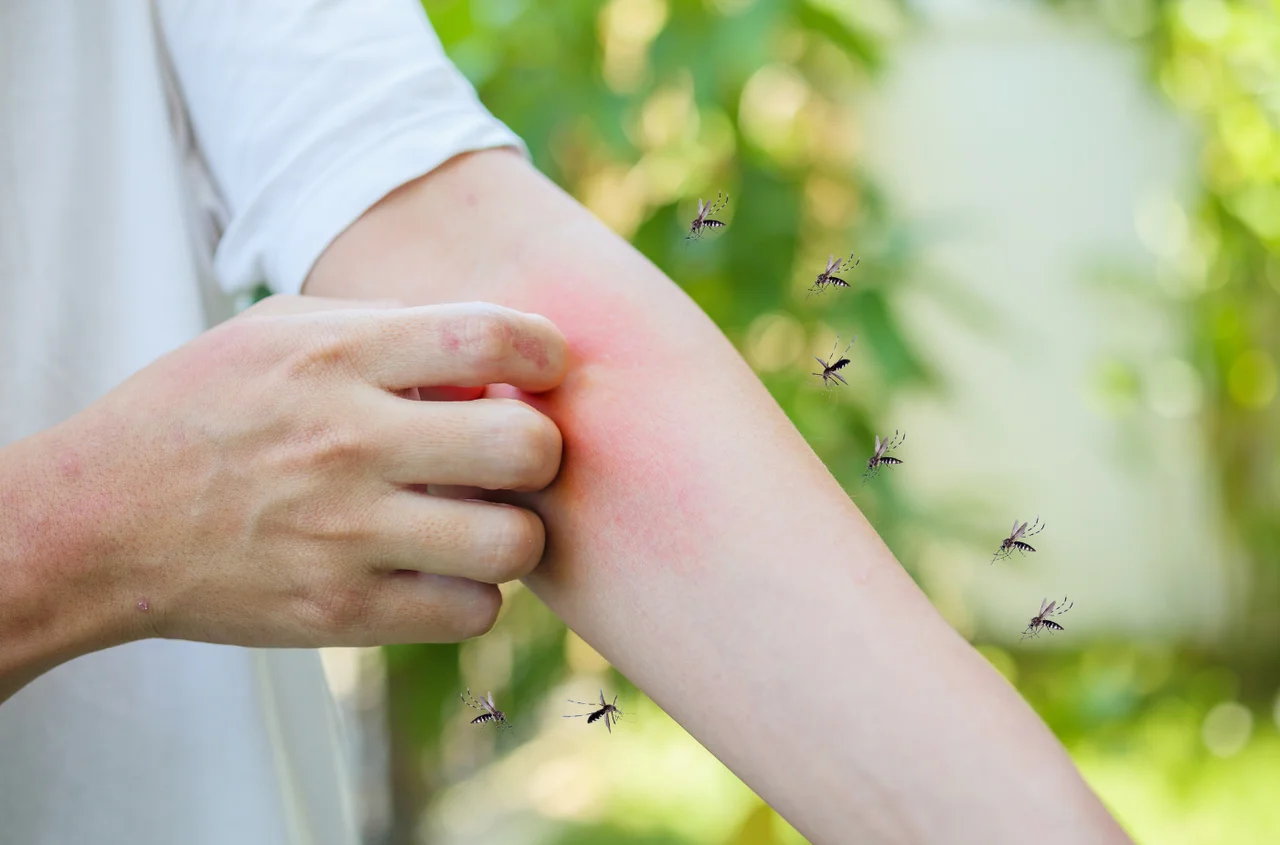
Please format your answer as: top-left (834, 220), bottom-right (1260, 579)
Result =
top-left (0, 296), bottom-right (569, 701)
top-left (303, 148), bottom-right (1134, 844)
top-left (0, 145), bottom-right (1133, 842)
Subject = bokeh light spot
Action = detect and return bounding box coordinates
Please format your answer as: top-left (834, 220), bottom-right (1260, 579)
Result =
top-left (1179, 0), bottom-right (1232, 42)
top-left (744, 312), bottom-right (806, 372)
top-left (1227, 350), bottom-right (1277, 409)
top-left (739, 64), bottom-right (810, 155)
top-left (1201, 701), bottom-right (1253, 757)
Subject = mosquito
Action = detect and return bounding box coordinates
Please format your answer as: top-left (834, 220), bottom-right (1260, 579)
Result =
top-left (863, 430), bottom-right (905, 482)
top-left (807, 252), bottom-right (860, 297)
top-left (461, 688), bottom-right (510, 730)
top-left (1021, 596), bottom-right (1074, 640)
top-left (812, 334), bottom-right (856, 390)
top-left (563, 689), bottom-right (623, 734)
top-left (686, 192), bottom-right (728, 244)
top-left (992, 516), bottom-right (1045, 563)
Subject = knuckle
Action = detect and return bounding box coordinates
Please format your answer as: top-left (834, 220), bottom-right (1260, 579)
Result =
top-left (279, 418), bottom-right (369, 474)
top-left (306, 577), bottom-right (373, 637)
top-left (285, 319), bottom-right (363, 383)
top-left (459, 309), bottom-right (515, 367)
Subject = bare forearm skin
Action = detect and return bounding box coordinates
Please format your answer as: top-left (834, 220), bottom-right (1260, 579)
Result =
top-left (306, 150), bottom-right (1131, 843)
top-left (0, 424), bottom-right (137, 703)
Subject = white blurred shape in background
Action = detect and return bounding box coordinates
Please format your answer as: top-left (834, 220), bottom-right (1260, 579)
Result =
top-left (861, 0), bottom-right (1233, 641)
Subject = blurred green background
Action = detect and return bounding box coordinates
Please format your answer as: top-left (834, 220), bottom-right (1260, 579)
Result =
top-left (315, 0), bottom-right (1280, 842)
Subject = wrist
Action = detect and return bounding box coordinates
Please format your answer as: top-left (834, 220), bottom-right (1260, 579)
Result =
top-left (0, 421), bottom-right (140, 699)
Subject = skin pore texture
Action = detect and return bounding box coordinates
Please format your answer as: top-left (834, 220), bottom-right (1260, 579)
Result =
top-left (304, 149), bottom-right (1133, 844)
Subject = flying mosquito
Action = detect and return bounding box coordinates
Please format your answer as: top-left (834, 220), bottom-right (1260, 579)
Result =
top-left (863, 430), bottom-right (905, 482)
top-left (461, 688), bottom-right (510, 730)
top-left (564, 689), bottom-right (623, 734)
top-left (812, 334), bottom-right (856, 390)
top-left (1021, 596), bottom-right (1074, 641)
top-left (807, 252), bottom-right (860, 297)
top-left (992, 516), bottom-right (1045, 563)
top-left (686, 192), bottom-right (728, 244)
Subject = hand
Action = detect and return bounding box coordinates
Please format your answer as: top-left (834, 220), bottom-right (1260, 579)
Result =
top-left (59, 295), bottom-right (567, 649)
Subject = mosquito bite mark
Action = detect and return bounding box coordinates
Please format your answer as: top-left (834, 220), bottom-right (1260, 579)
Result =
top-left (136, 598), bottom-right (150, 613)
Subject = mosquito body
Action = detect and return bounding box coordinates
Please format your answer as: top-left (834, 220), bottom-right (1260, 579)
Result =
top-left (1022, 596), bottom-right (1074, 640)
top-left (564, 689), bottom-right (623, 734)
top-left (992, 516), bottom-right (1045, 563)
top-left (808, 252), bottom-right (860, 297)
top-left (863, 430), bottom-right (905, 481)
top-left (812, 334), bottom-right (856, 390)
top-left (686, 192), bottom-right (728, 244)
top-left (461, 689), bottom-right (510, 729)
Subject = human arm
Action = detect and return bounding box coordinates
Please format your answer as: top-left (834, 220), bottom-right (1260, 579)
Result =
top-left (304, 149), bottom-right (1133, 844)
top-left (0, 297), bottom-right (568, 704)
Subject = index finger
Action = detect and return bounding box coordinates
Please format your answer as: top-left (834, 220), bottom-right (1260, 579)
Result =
top-left (345, 302), bottom-right (569, 393)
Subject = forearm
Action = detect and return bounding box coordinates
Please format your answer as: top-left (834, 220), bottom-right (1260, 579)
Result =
top-left (0, 423), bottom-right (135, 703)
top-left (306, 150), bottom-right (1129, 843)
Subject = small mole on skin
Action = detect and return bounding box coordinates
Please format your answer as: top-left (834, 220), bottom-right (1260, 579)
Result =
top-left (136, 598), bottom-right (150, 613)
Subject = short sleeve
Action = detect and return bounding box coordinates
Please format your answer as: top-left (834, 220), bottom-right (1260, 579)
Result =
top-left (155, 0), bottom-right (526, 296)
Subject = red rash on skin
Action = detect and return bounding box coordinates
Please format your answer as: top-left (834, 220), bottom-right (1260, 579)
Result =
top-left (491, 274), bottom-right (714, 582)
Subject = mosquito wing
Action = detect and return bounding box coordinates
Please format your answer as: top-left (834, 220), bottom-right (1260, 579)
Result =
top-left (1043, 599), bottom-right (1056, 616)
top-left (1012, 521), bottom-right (1029, 541)
top-left (486, 691), bottom-right (498, 712)
top-left (1038, 597), bottom-right (1050, 615)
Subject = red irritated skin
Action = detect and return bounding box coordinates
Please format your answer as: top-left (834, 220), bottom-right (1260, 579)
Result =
top-left (304, 148), bottom-right (1134, 845)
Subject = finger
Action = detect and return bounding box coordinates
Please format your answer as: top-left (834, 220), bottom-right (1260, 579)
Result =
top-left (361, 571), bottom-right (503, 643)
top-left (369, 492), bottom-right (545, 583)
top-left (371, 396), bottom-right (562, 491)
top-left (342, 302), bottom-right (568, 393)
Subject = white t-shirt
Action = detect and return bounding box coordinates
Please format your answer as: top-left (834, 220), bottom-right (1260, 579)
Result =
top-left (0, 2), bottom-right (521, 842)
